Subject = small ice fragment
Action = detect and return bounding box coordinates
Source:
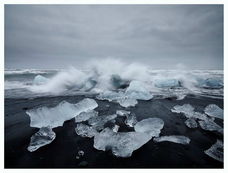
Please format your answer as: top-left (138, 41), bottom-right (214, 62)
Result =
top-left (118, 98), bottom-right (138, 108)
top-left (153, 135), bottom-right (190, 144)
top-left (93, 128), bottom-right (151, 157)
top-left (134, 118), bottom-right (164, 137)
top-left (204, 140), bottom-right (223, 162)
top-left (27, 127), bottom-right (56, 152)
top-left (75, 124), bottom-right (98, 138)
top-left (78, 150), bottom-right (84, 157)
top-left (75, 110), bottom-right (98, 123)
top-left (198, 120), bottom-right (223, 134)
top-left (112, 125), bottom-right (119, 132)
top-left (116, 110), bottom-right (130, 116)
top-left (125, 114), bottom-right (138, 127)
top-left (204, 104), bottom-right (223, 119)
top-left (125, 80), bottom-right (153, 100)
top-left (171, 104), bottom-right (195, 115)
top-left (88, 114), bottom-right (117, 131)
top-left (185, 118), bottom-right (198, 128)
top-left (26, 98), bottom-right (98, 128)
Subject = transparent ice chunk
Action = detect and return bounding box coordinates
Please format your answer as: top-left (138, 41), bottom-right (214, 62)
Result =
top-left (125, 114), bottom-right (138, 127)
top-left (153, 135), bottom-right (190, 144)
top-left (33, 75), bottom-right (49, 85)
top-left (204, 104), bottom-right (223, 119)
top-left (116, 110), bottom-right (130, 116)
top-left (125, 80), bottom-right (153, 100)
top-left (204, 140), bottom-right (223, 162)
top-left (93, 128), bottom-right (151, 157)
top-left (27, 127), bottom-right (56, 152)
top-left (118, 98), bottom-right (138, 108)
top-left (185, 118), bottom-right (198, 128)
top-left (198, 120), bottom-right (223, 134)
top-left (134, 118), bottom-right (164, 137)
top-left (26, 98), bottom-right (98, 128)
top-left (88, 114), bottom-right (117, 131)
top-left (171, 104), bottom-right (195, 115)
top-left (112, 125), bottom-right (120, 132)
top-left (75, 123), bottom-right (98, 138)
top-left (75, 110), bottom-right (98, 123)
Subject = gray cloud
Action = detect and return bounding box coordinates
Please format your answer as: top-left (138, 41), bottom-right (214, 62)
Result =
top-left (5, 5), bottom-right (223, 69)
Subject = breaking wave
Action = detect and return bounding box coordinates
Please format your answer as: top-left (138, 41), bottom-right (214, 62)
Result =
top-left (4, 59), bottom-right (223, 98)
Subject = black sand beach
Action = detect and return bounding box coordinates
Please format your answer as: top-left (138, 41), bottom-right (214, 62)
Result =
top-left (5, 95), bottom-right (223, 168)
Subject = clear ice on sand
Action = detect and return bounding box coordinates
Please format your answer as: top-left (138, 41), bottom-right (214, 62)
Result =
top-left (75, 110), bottom-right (98, 123)
top-left (27, 126), bottom-right (56, 152)
top-left (93, 128), bottom-right (151, 158)
top-left (134, 118), bottom-right (164, 137)
top-left (26, 98), bottom-right (98, 128)
top-left (125, 114), bottom-right (138, 127)
top-left (204, 140), bottom-right (223, 162)
top-left (185, 118), bottom-right (198, 128)
top-left (153, 135), bottom-right (190, 144)
top-left (204, 104), bottom-right (223, 119)
top-left (75, 123), bottom-right (98, 138)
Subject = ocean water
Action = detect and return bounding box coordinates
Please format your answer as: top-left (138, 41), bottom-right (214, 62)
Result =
top-left (4, 61), bottom-right (223, 99)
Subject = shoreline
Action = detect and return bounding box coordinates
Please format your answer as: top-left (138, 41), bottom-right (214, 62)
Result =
top-left (5, 95), bottom-right (223, 168)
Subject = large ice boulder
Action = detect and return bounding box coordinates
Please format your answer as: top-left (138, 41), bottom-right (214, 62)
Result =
top-left (125, 80), bottom-right (153, 100)
top-left (26, 98), bottom-right (98, 128)
top-left (93, 128), bottom-right (151, 157)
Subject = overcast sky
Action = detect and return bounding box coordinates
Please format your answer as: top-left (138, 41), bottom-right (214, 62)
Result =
top-left (5, 5), bottom-right (223, 69)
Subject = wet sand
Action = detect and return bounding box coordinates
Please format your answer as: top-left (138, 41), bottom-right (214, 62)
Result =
top-left (5, 95), bottom-right (223, 168)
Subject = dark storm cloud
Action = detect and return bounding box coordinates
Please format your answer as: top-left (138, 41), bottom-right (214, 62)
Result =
top-left (5, 5), bottom-right (223, 69)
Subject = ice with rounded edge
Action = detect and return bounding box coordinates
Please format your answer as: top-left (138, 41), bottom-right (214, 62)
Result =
top-left (204, 140), bottom-right (223, 162)
top-left (118, 98), bottom-right (138, 108)
top-left (116, 110), bottom-right (130, 116)
top-left (75, 123), bottom-right (98, 138)
top-left (153, 135), bottom-right (190, 144)
top-left (134, 118), bottom-right (164, 137)
top-left (185, 118), bottom-right (198, 128)
top-left (26, 98), bottom-right (98, 128)
top-left (204, 104), bottom-right (223, 119)
top-left (88, 114), bottom-right (117, 131)
top-left (27, 126), bottom-right (56, 152)
top-left (171, 104), bottom-right (195, 115)
top-left (125, 80), bottom-right (153, 100)
top-left (125, 114), bottom-right (138, 127)
top-left (75, 110), bottom-right (98, 123)
top-left (93, 128), bottom-right (151, 158)
top-left (198, 120), bottom-right (223, 134)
